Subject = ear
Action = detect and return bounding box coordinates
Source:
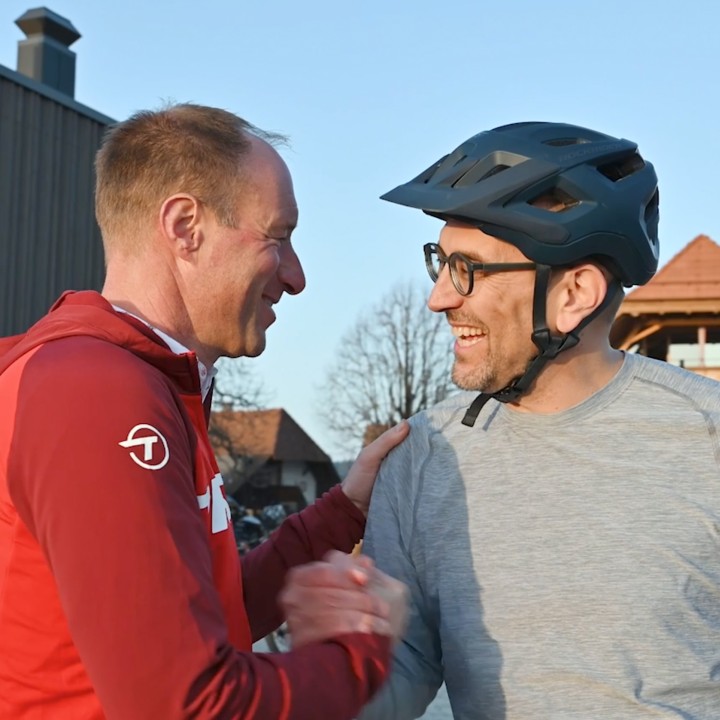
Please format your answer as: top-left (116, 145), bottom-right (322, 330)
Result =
top-left (551, 264), bottom-right (608, 334)
top-left (159, 194), bottom-right (204, 258)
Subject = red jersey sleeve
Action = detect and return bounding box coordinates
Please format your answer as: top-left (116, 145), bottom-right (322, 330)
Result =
top-left (4, 337), bottom-right (389, 719)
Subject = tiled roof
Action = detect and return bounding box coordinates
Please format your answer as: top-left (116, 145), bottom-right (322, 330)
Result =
top-left (210, 408), bottom-right (331, 463)
top-left (626, 235), bottom-right (720, 301)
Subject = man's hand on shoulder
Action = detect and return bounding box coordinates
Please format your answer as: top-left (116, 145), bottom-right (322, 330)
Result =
top-left (341, 421), bottom-right (410, 517)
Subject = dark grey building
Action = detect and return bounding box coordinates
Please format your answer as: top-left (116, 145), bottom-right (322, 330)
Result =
top-left (0, 7), bottom-right (114, 336)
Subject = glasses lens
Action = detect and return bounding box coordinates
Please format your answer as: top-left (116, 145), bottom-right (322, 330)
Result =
top-left (425, 245), bottom-right (443, 282)
top-left (449, 255), bottom-right (471, 295)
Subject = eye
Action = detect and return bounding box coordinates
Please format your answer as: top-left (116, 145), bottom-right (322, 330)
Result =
top-left (453, 258), bottom-right (471, 282)
top-left (267, 233), bottom-right (292, 244)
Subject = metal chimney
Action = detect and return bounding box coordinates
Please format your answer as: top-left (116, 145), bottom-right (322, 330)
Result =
top-left (15, 7), bottom-right (81, 98)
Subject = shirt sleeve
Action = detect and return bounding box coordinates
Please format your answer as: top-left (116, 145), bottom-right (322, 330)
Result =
top-left (7, 338), bottom-right (389, 719)
top-left (356, 423), bottom-right (444, 720)
top-left (241, 485), bottom-right (366, 640)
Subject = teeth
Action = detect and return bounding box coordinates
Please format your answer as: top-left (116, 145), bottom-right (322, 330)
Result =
top-left (451, 326), bottom-right (485, 338)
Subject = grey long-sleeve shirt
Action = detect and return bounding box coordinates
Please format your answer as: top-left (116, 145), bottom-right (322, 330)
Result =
top-left (361, 352), bottom-right (720, 719)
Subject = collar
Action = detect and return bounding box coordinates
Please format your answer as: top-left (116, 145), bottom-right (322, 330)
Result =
top-left (112, 305), bottom-right (217, 401)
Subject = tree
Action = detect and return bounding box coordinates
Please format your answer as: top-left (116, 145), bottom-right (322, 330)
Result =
top-left (211, 357), bottom-right (269, 413)
top-left (209, 358), bottom-right (270, 492)
top-left (319, 281), bottom-right (456, 454)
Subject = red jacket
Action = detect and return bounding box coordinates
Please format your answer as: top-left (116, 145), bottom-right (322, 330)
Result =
top-left (0, 291), bottom-right (389, 719)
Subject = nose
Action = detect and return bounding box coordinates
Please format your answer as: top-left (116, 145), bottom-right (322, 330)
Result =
top-left (427, 265), bottom-right (463, 313)
top-left (278, 243), bottom-right (306, 295)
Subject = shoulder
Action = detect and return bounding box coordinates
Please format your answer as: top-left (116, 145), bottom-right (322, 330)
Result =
top-left (409, 391), bottom-right (477, 435)
top-left (7, 335), bottom-right (189, 454)
top-left (626, 353), bottom-right (720, 412)
top-left (16, 335), bottom-right (173, 398)
top-left (378, 392), bottom-right (477, 492)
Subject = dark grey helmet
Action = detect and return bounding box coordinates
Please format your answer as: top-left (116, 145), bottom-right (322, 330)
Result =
top-left (382, 121), bottom-right (659, 286)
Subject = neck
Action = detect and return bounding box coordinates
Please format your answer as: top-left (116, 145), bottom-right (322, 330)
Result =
top-left (508, 340), bottom-right (623, 414)
top-left (102, 257), bottom-right (216, 368)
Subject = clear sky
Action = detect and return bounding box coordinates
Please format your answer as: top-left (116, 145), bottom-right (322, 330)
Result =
top-left (2, 1), bottom-right (719, 457)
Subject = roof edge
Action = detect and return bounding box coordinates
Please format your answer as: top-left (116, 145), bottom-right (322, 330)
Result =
top-left (0, 62), bottom-right (115, 125)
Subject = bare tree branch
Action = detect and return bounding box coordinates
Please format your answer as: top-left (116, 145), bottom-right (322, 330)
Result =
top-left (209, 358), bottom-right (270, 490)
top-left (319, 282), bottom-right (455, 454)
top-left (212, 358), bottom-right (269, 412)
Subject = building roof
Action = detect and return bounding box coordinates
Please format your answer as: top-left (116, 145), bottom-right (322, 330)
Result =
top-left (211, 408), bottom-right (331, 463)
top-left (0, 58), bottom-right (114, 126)
top-left (625, 235), bottom-right (720, 302)
top-left (611, 234), bottom-right (720, 350)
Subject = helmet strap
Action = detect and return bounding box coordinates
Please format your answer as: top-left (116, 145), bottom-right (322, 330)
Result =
top-left (461, 265), bottom-right (622, 427)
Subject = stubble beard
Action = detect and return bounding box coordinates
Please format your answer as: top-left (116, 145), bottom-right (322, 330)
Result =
top-left (451, 344), bottom-right (535, 394)
top-left (451, 354), bottom-right (498, 392)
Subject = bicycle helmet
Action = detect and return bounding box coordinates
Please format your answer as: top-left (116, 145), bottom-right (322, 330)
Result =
top-left (382, 121), bottom-right (659, 286)
top-left (381, 122), bottom-right (660, 424)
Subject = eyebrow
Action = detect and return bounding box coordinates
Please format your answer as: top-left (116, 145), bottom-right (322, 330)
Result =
top-left (439, 245), bottom-right (488, 263)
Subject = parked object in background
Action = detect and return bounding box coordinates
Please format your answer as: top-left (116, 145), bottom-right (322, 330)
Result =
top-left (265, 622), bottom-right (291, 653)
top-left (231, 500), bottom-right (291, 652)
top-left (230, 498), bottom-right (289, 555)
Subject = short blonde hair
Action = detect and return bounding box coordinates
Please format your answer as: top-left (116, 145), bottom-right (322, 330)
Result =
top-left (95, 103), bottom-right (286, 250)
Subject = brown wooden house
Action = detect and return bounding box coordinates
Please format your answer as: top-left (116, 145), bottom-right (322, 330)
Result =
top-left (610, 234), bottom-right (720, 380)
top-left (210, 408), bottom-right (340, 511)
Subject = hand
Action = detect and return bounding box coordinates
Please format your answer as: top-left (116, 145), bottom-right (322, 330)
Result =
top-left (341, 421), bottom-right (410, 517)
top-left (363, 566), bottom-right (409, 645)
top-left (279, 551), bottom-right (407, 649)
top-left (325, 551), bottom-right (408, 643)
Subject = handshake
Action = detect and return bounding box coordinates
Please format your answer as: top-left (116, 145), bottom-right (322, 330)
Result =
top-left (279, 550), bottom-right (409, 648)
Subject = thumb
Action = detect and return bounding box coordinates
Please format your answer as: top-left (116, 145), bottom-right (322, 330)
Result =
top-left (356, 420), bottom-right (410, 471)
top-left (342, 420), bottom-right (410, 516)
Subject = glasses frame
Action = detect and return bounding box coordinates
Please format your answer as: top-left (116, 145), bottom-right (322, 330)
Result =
top-left (424, 242), bottom-right (537, 296)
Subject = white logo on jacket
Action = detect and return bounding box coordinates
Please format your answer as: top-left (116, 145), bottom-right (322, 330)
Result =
top-left (197, 474), bottom-right (232, 533)
top-left (119, 424), bottom-right (170, 470)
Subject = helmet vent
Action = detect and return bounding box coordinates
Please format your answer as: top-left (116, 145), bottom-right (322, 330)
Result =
top-left (644, 188), bottom-right (660, 240)
top-left (450, 151), bottom-right (525, 188)
top-left (452, 163), bottom-right (511, 187)
top-left (597, 152), bottom-right (646, 182)
top-left (543, 137), bottom-right (589, 147)
top-left (416, 158), bottom-right (446, 185)
top-left (529, 188), bottom-right (580, 213)
top-left (478, 164), bottom-right (510, 182)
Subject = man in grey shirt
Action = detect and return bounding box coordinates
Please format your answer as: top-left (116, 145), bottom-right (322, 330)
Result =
top-left (360, 122), bottom-right (720, 719)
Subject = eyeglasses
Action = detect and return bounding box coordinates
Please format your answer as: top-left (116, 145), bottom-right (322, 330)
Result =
top-left (424, 243), bottom-right (537, 296)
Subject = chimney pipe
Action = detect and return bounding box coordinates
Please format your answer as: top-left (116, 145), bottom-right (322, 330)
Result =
top-left (15, 7), bottom-right (81, 98)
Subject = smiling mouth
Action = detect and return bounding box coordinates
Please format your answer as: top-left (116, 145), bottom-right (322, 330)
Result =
top-left (451, 325), bottom-right (486, 348)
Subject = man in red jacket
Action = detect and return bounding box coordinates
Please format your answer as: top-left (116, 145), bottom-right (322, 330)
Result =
top-left (0, 103), bottom-right (408, 719)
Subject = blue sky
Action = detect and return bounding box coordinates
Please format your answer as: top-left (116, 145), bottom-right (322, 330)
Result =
top-left (2, 1), bottom-right (718, 457)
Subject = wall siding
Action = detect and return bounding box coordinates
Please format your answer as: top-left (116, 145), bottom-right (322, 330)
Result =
top-left (0, 67), bottom-right (112, 335)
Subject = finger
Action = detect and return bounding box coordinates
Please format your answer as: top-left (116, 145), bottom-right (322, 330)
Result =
top-left (371, 568), bottom-right (407, 593)
top-left (324, 550), bottom-right (374, 585)
top-left (357, 420), bottom-right (409, 468)
top-left (352, 554), bottom-right (374, 573)
top-left (345, 421), bottom-right (409, 489)
top-left (355, 615), bottom-right (393, 636)
top-left (324, 549), bottom-right (353, 565)
top-left (285, 561), bottom-right (361, 590)
top-left (283, 586), bottom-right (391, 618)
